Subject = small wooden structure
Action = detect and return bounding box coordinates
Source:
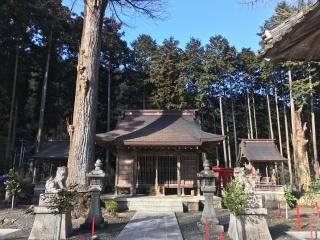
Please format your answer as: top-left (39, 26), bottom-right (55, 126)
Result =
top-left (238, 139), bottom-right (287, 188)
top-left (259, 1), bottom-right (320, 61)
top-left (96, 110), bottom-right (224, 196)
top-left (32, 140), bottom-right (68, 182)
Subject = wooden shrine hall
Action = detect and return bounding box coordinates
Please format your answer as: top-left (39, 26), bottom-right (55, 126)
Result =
top-left (238, 139), bottom-right (287, 187)
top-left (96, 110), bottom-right (224, 196)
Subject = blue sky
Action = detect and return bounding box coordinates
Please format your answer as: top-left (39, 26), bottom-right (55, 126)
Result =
top-left (63, 0), bottom-right (282, 51)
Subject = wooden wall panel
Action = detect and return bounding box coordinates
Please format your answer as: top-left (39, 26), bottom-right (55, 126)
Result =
top-left (117, 151), bottom-right (134, 187)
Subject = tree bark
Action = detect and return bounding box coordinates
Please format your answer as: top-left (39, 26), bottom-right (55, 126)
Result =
top-left (5, 46), bottom-right (19, 166)
top-left (231, 100), bottom-right (238, 164)
top-left (252, 95), bottom-right (258, 138)
top-left (284, 102), bottom-right (293, 186)
top-left (308, 70), bottom-right (319, 179)
top-left (226, 123), bottom-right (232, 167)
top-left (288, 69), bottom-right (297, 174)
top-left (247, 91), bottom-right (253, 139)
top-left (266, 92), bottom-right (274, 140)
top-left (219, 96), bottom-right (228, 167)
top-left (36, 29), bottom-right (53, 153)
top-left (294, 107), bottom-right (311, 192)
top-left (67, 0), bottom-right (108, 187)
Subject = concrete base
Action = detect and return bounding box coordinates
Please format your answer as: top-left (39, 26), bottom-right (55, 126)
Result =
top-left (101, 194), bottom-right (222, 212)
top-left (0, 229), bottom-right (21, 240)
top-left (286, 231), bottom-right (320, 239)
top-left (197, 222), bottom-right (224, 233)
top-left (28, 207), bottom-right (72, 240)
top-left (117, 212), bottom-right (183, 240)
top-left (228, 213), bottom-right (272, 240)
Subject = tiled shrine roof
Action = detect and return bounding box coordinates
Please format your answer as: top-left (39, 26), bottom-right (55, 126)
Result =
top-left (96, 110), bottom-right (224, 147)
top-left (258, 1), bottom-right (320, 61)
top-left (239, 139), bottom-right (287, 162)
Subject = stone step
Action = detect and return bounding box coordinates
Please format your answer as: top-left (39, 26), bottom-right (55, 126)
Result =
top-left (129, 205), bottom-right (184, 212)
top-left (128, 201), bottom-right (183, 207)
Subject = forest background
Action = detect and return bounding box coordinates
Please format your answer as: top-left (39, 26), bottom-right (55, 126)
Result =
top-left (0, 0), bottom-right (319, 185)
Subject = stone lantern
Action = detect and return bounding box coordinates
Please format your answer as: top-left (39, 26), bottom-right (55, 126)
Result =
top-left (197, 153), bottom-right (224, 232)
top-left (86, 159), bottom-right (106, 191)
top-left (82, 159), bottom-right (106, 229)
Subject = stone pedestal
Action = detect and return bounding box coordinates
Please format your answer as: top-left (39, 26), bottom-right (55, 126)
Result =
top-left (228, 208), bottom-right (272, 240)
top-left (28, 205), bottom-right (72, 240)
top-left (228, 168), bottom-right (272, 240)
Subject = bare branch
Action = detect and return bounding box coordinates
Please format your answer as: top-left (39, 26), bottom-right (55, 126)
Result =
top-left (109, 0), bottom-right (168, 23)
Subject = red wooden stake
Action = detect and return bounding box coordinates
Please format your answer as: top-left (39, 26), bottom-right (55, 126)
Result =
top-left (79, 235), bottom-right (82, 240)
top-left (309, 216), bottom-right (313, 240)
top-left (92, 216), bottom-right (95, 237)
top-left (220, 229), bottom-right (223, 240)
top-left (205, 218), bottom-right (209, 240)
top-left (296, 204), bottom-right (301, 231)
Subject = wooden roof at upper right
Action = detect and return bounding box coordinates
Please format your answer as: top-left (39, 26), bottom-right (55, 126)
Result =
top-left (258, 1), bottom-right (320, 62)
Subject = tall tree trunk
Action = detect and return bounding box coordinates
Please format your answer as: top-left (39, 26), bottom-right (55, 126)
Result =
top-left (10, 102), bottom-right (18, 169)
top-left (213, 112), bottom-right (220, 165)
top-left (308, 70), bottom-right (319, 179)
top-left (5, 46), bottom-right (19, 167)
top-left (105, 67), bottom-right (111, 180)
top-left (226, 123), bottom-right (232, 167)
top-left (288, 69), bottom-right (297, 174)
top-left (67, 0), bottom-right (108, 187)
top-left (266, 92), bottom-right (274, 139)
top-left (252, 95), bottom-right (258, 138)
top-left (294, 107), bottom-right (311, 192)
top-left (247, 90), bottom-right (253, 139)
top-left (219, 96), bottom-right (228, 167)
top-left (274, 86), bottom-right (283, 155)
top-left (284, 102), bottom-right (293, 186)
top-left (36, 29), bottom-right (53, 153)
top-left (231, 99), bottom-right (238, 164)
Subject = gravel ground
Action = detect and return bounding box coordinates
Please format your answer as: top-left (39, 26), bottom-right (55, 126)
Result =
top-left (1, 206), bottom-right (320, 239)
top-left (0, 206), bottom-right (134, 240)
top-left (0, 206), bottom-right (35, 239)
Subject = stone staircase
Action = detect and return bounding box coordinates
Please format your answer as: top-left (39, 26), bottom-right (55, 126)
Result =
top-left (128, 197), bottom-right (184, 212)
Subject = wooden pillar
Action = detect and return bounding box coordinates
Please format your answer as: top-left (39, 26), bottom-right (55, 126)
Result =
top-left (131, 153), bottom-right (137, 196)
top-left (155, 156), bottom-right (158, 190)
top-left (114, 151), bottom-right (119, 196)
top-left (32, 161), bottom-right (37, 184)
top-left (197, 153), bottom-right (201, 196)
top-left (177, 154), bottom-right (181, 196)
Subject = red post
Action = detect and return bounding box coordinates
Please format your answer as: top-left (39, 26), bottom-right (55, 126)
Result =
top-left (80, 235), bottom-right (82, 240)
top-left (205, 218), bottom-right (209, 240)
top-left (220, 229), bottom-right (223, 240)
top-left (296, 204), bottom-right (301, 231)
top-left (92, 216), bottom-right (95, 237)
top-left (309, 216), bottom-right (313, 240)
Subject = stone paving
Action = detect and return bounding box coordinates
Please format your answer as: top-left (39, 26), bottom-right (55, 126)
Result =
top-left (0, 229), bottom-right (21, 240)
top-left (117, 212), bottom-right (183, 240)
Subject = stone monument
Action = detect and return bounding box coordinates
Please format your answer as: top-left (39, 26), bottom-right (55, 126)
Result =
top-left (228, 167), bottom-right (272, 240)
top-left (197, 153), bottom-right (224, 233)
top-left (29, 167), bottom-right (72, 240)
top-left (81, 159), bottom-right (106, 229)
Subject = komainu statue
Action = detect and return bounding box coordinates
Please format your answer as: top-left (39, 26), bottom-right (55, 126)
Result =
top-left (45, 166), bottom-right (68, 193)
